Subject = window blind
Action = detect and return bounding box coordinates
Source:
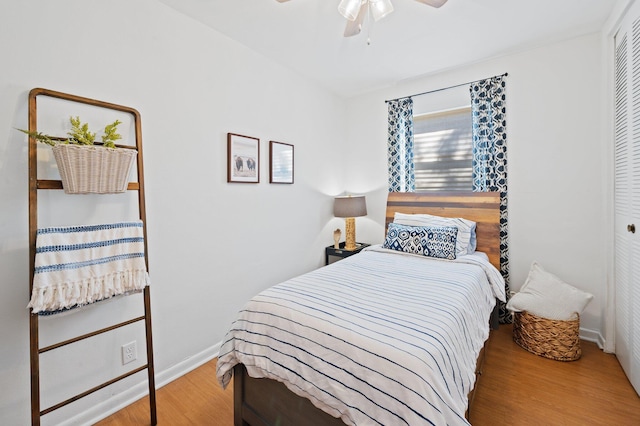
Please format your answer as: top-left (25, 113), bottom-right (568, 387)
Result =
top-left (413, 107), bottom-right (473, 191)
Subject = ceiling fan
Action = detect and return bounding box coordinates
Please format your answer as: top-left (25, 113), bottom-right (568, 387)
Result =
top-left (275, 0), bottom-right (447, 38)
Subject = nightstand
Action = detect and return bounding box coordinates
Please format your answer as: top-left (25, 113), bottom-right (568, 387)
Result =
top-left (325, 242), bottom-right (370, 265)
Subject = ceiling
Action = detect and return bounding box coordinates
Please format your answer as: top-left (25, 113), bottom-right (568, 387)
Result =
top-left (157, 0), bottom-right (618, 98)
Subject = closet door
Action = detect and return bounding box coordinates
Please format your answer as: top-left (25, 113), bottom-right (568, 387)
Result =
top-left (614, 4), bottom-right (640, 396)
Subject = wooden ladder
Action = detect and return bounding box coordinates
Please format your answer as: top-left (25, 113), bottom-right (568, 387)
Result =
top-left (27, 88), bottom-right (157, 425)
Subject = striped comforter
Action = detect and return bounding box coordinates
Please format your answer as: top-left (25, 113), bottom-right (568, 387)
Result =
top-left (217, 245), bottom-right (505, 426)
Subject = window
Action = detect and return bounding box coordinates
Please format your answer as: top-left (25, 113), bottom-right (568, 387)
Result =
top-left (413, 107), bottom-right (473, 191)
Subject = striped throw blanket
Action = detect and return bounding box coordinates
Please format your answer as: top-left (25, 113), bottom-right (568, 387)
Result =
top-left (217, 246), bottom-right (505, 426)
top-left (28, 221), bottom-right (150, 314)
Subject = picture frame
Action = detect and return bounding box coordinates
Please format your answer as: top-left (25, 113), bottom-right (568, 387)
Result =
top-left (269, 141), bottom-right (294, 184)
top-left (227, 133), bottom-right (260, 183)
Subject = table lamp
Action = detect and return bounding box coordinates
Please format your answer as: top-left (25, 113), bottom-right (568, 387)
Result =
top-left (333, 195), bottom-right (367, 251)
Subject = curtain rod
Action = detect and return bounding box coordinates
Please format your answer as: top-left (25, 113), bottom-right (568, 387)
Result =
top-left (384, 72), bottom-right (508, 104)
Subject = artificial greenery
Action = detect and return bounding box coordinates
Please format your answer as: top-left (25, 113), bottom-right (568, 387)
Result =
top-left (101, 119), bottom-right (122, 148)
top-left (18, 116), bottom-right (122, 148)
top-left (67, 116), bottom-right (96, 145)
top-left (18, 130), bottom-right (56, 146)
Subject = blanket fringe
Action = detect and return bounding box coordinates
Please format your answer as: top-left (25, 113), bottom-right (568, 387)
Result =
top-left (28, 269), bottom-right (149, 313)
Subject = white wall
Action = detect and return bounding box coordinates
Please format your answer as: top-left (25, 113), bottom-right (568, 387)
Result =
top-left (347, 33), bottom-right (607, 342)
top-left (0, 0), bottom-right (348, 424)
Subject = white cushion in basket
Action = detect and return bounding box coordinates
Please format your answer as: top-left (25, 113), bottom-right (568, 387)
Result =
top-left (506, 262), bottom-right (593, 321)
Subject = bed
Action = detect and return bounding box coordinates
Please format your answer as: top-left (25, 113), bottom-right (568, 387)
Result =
top-left (216, 191), bottom-right (505, 426)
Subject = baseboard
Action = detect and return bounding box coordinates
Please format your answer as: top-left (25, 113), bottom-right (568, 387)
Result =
top-left (59, 341), bottom-right (222, 426)
top-left (580, 327), bottom-right (605, 350)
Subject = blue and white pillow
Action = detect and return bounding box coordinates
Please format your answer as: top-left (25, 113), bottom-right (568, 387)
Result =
top-left (393, 212), bottom-right (476, 256)
top-left (383, 223), bottom-right (458, 260)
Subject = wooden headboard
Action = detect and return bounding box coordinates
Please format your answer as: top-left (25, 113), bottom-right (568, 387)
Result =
top-left (385, 192), bottom-right (501, 270)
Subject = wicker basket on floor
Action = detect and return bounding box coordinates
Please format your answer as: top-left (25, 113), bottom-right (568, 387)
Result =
top-left (512, 311), bottom-right (581, 361)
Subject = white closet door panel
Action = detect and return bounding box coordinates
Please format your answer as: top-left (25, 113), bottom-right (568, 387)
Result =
top-left (615, 29), bottom-right (630, 377)
top-left (614, 5), bottom-right (640, 396)
top-left (630, 13), bottom-right (640, 395)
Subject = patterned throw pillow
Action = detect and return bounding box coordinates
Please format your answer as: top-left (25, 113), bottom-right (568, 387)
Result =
top-left (393, 212), bottom-right (476, 256)
top-left (383, 223), bottom-right (458, 260)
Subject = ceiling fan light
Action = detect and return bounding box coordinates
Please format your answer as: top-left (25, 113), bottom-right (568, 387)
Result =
top-left (338, 0), bottom-right (364, 21)
top-left (370, 0), bottom-right (394, 21)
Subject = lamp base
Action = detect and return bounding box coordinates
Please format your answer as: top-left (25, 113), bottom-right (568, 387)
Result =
top-left (344, 217), bottom-right (357, 251)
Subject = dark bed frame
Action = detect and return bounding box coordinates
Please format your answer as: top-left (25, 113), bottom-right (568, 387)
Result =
top-left (233, 191), bottom-right (502, 426)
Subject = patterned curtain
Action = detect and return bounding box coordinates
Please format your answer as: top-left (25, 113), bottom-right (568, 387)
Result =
top-left (387, 98), bottom-right (415, 192)
top-left (470, 76), bottom-right (510, 323)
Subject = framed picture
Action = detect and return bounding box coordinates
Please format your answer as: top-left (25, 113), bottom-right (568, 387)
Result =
top-left (227, 133), bottom-right (260, 183)
top-left (269, 141), bottom-right (294, 184)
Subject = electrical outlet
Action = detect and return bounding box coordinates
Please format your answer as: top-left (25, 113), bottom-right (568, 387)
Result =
top-left (122, 341), bottom-right (137, 365)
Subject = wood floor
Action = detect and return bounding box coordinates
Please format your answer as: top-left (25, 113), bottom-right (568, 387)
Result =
top-left (96, 325), bottom-right (640, 425)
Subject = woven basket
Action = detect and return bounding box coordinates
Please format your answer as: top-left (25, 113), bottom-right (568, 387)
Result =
top-left (512, 311), bottom-right (581, 361)
top-left (52, 144), bottom-right (137, 194)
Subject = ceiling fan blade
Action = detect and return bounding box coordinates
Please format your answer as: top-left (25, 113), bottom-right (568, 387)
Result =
top-left (344, 2), bottom-right (367, 37)
top-left (414, 0), bottom-right (448, 8)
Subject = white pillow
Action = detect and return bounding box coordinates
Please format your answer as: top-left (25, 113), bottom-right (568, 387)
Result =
top-left (506, 262), bottom-right (593, 321)
top-left (393, 212), bottom-right (477, 256)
